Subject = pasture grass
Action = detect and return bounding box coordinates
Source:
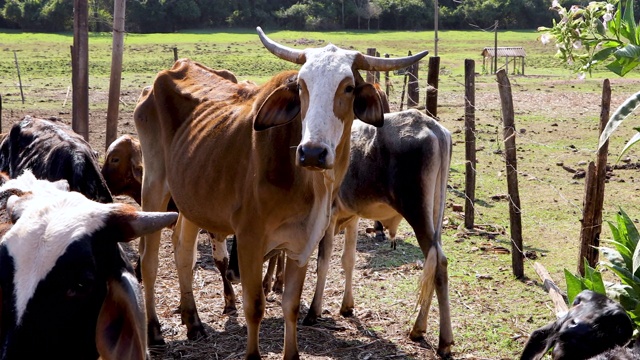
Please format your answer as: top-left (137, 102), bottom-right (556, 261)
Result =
top-left (3, 27), bottom-right (640, 359)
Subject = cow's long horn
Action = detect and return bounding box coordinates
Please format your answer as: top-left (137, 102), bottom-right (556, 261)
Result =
top-left (127, 211), bottom-right (179, 239)
top-left (353, 50), bottom-right (429, 71)
top-left (257, 26), bottom-right (306, 65)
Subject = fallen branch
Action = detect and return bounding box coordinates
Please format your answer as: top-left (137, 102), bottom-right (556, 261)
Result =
top-left (533, 261), bottom-right (569, 317)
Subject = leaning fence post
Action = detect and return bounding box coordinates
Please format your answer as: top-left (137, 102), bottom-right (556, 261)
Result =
top-left (464, 59), bottom-right (476, 230)
top-left (577, 79), bottom-right (610, 276)
top-left (13, 51), bottom-right (25, 104)
top-left (173, 47), bottom-right (179, 62)
top-left (407, 50), bottom-right (419, 108)
top-left (496, 69), bottom-right (524, 279)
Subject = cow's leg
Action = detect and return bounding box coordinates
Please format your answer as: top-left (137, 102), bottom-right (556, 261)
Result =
top-left (237, 232), bottom-right (265, 360)
top-left (262, 251), bottom-right (285, 295)
top-left (210, 233), bottom-right (237, 315)
top-left (434, 242), bottom-right (453, 357)
top-left (139, 182), bottom-right (170, 345)
top-left (226, 235), bottom-right (241, 284)
top-left (433, 164), bottom-right (453, 357)
top-left (302, 221), bottom-right (335, 325)
top-left (340, 217), bottom-right (358, 317)
top-left (272, 251), bottom-right (285, 294)
top-left (282, 255), bottom-right (306, 360)
top-left (172, 215), bottom-right (207, 340)
top-left (262, 254), bottom-right (277, 297)
top-left (382, 215), bottom-right (403, 250)
top-left (409, 242), bottom-right (437, 342)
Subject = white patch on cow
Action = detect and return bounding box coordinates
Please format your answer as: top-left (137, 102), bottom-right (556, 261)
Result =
top-left (106, 134), bottom-right (129, 155)
top-left (298, 45), bottom-right (357, 164)
top-left (0, 172), bottom-right (112, 324)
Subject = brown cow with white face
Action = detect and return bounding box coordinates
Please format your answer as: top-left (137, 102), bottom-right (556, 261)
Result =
top-left (134, 27), bottom-right (427, 359)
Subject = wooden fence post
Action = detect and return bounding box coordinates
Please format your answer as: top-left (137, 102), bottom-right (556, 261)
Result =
top-left (13, 51), bottom-right (24, 104)
top-left (73, 0), bottom-right (89, 141)
top-left (106, 0), bottom-right (126, 151)
top-left (366, 48), bottom-right (376, 83)
top-left (464, 59), bottom-right (476, 230)
top-left (173, 47), bottom-right (178, 62)
top-left (577, 79), bottom-right (611, 276)
top-left (426, 56), bottom-right (440, 118)
top-left (496, 69), bottom-right (524, 279)
top-left (407, 50), bottom-right (419, 108)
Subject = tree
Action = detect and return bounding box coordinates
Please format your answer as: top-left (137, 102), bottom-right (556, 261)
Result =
top-left (538, 0), bottom-right (640, 155)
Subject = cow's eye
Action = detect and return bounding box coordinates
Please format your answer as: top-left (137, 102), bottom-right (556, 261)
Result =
top-left (345, 85), bottom-right (354, 93)
top-left (110, 157), bottom-right (119, 163)
top-left (66, 277), bottom-right (95, 299)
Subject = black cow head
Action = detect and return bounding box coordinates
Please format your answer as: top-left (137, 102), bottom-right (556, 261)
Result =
top-left (521, 290), bottom-right (633, 360)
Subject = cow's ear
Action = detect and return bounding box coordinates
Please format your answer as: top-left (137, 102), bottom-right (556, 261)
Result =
top-left (131, 164), bottom-right (143, 184)
top-left (520, 321), bottom-right (556, 360)
top-left (96, 273), bottom-right (147, 360)
top-left (254, 83), bottom-right (300, 131)
top-left (353, 83), bottom-right (384, 127)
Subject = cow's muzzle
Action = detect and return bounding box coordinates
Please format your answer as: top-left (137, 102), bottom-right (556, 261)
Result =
top-left (297, 143), bottom-right (332, 170)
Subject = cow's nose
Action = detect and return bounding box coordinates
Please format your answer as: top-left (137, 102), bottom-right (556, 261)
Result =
top-left (297, 143), bottom-right (330, 169)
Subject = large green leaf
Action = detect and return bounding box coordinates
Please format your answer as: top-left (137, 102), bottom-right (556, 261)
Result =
top-left (619, 0), bottom-right (637, 44)
top-left (598, 90), bottom-right (640, 149)
top-left (619, 131), bottom-right (640, 162)
top-left (607, 44), bottom-right (640, 75)
top-left (584, 259), bottom-right (606, 294)
top-left (565, 269), bottom-right (587, 304)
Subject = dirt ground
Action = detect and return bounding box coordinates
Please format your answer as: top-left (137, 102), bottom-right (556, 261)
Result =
top-left (3, 73), bottom-right (640, 359)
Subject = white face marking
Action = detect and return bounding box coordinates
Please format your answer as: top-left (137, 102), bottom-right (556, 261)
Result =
top-left (106, 135), bottom-right (129, 155)
top-left (0, 171), bottom-right (112, 324)
top-left (298, 45), bottom-right (357, 164)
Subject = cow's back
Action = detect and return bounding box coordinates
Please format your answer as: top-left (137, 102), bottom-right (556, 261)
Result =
top-left (0, 117), bottom-right (113, 203)
top-left (339, 109), bottom-right (450, 216)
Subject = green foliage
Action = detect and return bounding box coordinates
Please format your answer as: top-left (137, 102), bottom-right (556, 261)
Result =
top-left (540, 0), bottom-right (640, 164)
top-left (599, 90), bottom-right (640, 157)
top-left (0, 0), bottom-right (579, 33)
top-left (538, 0), bottom-right (640, 76)
top-left (565, 209), bottom-right (640, 332)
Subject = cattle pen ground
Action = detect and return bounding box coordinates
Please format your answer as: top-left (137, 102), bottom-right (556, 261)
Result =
top-left (2, 29), bottom-right (640, 359)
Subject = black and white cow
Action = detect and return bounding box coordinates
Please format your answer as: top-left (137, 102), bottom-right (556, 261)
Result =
top-left (0, 171), bottom-right (177, 359)
top-left (0, 116), bottom-right (113, 204)
top-left (521, 290), bottom-right (634, 360)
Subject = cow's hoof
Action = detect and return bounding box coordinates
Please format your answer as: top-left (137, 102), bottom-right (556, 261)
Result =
top-left (302, 313), bottom-right (318, 326)
top-left (437, 338), bottom-right (454, 359)
top-left (390, 241), bottom-right (397, 250)
top-left (187, 324), bottom-right (207, 341)
top-left (223, 305), bottom-right (237, 316)
top-left (147, 320), bottom-right (165, 346)
top-left (437, 345), bottom-right (453, 359)
top-left (340, 307), bottom-right (354, 318)
top-left (409, 328), bottom-right (425, 342)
